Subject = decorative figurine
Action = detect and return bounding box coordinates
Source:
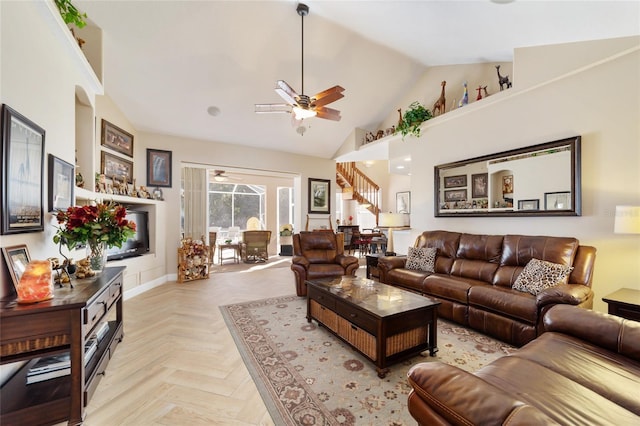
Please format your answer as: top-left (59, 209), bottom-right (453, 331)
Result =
top-left (432, 81), bottom-right (447, 116)
top-left (458, 81), bottom-right (469, 107)
top-left (482, 86), bottom-right (490, 98)
top-left (375, 130), bottom-right (384, 140)
top-left (476, 86), bottom-right (483, 100)
top-left (496, 65), bottom-right (512, 90)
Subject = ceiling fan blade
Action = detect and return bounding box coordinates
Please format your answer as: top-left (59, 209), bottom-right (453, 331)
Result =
top-left (274, 80), bottom-right (299, 106)
top-left (315, 106), bottom-right (341, 121)
top-left (311, 86), bottom-right (345, 107)
top-left (255, 103), bottom-right (292, 113)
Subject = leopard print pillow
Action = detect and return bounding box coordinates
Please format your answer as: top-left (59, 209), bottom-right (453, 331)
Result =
top-left (405, 247), bottom-right (437, 273)
top-left (513, 258), bottom-right (574, 295)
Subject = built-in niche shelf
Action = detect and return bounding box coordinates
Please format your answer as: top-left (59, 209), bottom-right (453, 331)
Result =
top-left (75, 187), bottom-right (162, 206)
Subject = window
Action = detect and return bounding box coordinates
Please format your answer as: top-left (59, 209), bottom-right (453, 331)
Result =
top-left (278, 187), bottom-right (294, 231)
top-left (209, 182), bottom-right (265, 228)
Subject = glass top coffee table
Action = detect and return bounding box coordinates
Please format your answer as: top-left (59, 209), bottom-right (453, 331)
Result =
top-left (306, 276), bottom-right (440, 378)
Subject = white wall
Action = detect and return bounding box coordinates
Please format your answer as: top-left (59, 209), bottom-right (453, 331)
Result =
top-left (397, 38), bottom-right (640, 312)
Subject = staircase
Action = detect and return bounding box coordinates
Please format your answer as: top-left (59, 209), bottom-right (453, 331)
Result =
top-left (336, 162), bottom-right (381, 222)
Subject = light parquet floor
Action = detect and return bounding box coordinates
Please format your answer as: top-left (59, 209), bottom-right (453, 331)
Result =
top-left (79, 256), bottom-right (336, 425)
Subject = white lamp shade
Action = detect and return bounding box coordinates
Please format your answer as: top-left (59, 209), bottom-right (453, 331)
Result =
top-left (614, 206), bottom-right (640, 234)
top-left (378, 213), bottom-right (409, 228)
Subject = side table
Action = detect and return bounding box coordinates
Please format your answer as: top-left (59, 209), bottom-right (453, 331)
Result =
top-left (602, 288), bottom-right (640, 321)
top-left (365, 253), bottom-right (383, 279)
top-left (218, 243), bottom-right (241, 264)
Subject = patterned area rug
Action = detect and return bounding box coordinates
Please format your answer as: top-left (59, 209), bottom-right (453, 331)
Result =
top-left (221, 295), bottom-right (516, 426)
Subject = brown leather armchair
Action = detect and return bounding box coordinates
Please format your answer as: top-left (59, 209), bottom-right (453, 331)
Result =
top-left (291, 232), bottom-right (359, 297)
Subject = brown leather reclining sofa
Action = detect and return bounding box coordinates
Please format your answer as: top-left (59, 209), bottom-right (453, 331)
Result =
top-left (407, 305), bottom-right (640, 425)
top-left (378, 230), bottom-right (596, 346)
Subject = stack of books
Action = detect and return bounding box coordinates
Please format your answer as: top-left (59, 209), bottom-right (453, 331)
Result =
top-left (26, 338), bottom-right (98, 384)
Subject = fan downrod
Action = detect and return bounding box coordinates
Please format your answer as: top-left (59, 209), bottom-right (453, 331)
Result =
top-left (297, 3), bottom-right (309, 17)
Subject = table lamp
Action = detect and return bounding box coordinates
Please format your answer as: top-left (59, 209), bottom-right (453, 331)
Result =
top-left (614, 206), bottom-right (640, 234)
top-left (378, 213), bottom-right (410, 255)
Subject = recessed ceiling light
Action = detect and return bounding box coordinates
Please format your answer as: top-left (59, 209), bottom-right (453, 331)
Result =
top-left (207, 106), bottom-right (221, 116)
top-left (396, 165), bottom-right (405, 169)
top-left (404, 157), bottom-right (411, 162)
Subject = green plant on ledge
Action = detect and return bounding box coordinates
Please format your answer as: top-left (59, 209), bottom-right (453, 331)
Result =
top-left (55, 0), bottom-right (87, 28)
top-left (395, 101), bottom-right (433, 139)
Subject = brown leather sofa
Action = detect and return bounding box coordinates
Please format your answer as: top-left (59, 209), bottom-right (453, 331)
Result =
top-left (378, 231), bottom-right (596, 346)
top-left (291, 232), bottom-right (359, 296)
top-left (407, 305), bottom-right (640, 425)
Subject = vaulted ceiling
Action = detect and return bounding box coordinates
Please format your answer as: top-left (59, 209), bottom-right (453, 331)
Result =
top-left (78, 0), bottom-right (640, 159)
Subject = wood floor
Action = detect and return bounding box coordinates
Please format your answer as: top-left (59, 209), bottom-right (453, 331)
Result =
top-left (80, 257), bottom-right (316, 425)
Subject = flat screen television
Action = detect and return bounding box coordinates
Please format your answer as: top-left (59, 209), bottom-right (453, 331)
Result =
top-left (107, 210), bottom-right (150, 261)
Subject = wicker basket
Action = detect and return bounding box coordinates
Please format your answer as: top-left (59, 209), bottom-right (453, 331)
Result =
top-left (1, 334), bottom-right (70, 357)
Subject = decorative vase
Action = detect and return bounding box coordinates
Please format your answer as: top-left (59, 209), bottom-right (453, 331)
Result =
top-left (86, 240), bottom-right (108, 272)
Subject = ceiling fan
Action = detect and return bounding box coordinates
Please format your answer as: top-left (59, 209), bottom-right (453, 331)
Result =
top-left (212, 170), bottom-right (242, 182)
top-left (255, 3), bottom-right (344, 122)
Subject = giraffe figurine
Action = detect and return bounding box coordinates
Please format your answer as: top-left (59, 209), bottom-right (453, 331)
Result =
top-left (496, 65), bottom-right (512, 90)
top-left (482, 86), bottom-right (490, 98)
top-left (476, 86), bottom-right (483, 101)
top-left (458, 81), bottom-right (469, 107)
top-left (397, 108), bottom-right (403, 127)
top-left (432, 81), bottom-right (446, 116)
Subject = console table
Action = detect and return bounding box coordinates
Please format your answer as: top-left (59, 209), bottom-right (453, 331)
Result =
top-left (0, 266), bottom-right (125, 425)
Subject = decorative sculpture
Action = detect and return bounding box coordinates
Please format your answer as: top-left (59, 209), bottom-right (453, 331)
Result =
top-left (482, 86), bottom-right (490, 98)
top-left (476, 86), bottom-right (483, 100)
top-left (496, 65), bottom-right (512, 90)
top-left (458, 81), bottom-right (469, 107)
top-left (432, 81), bottom-right (447, 116)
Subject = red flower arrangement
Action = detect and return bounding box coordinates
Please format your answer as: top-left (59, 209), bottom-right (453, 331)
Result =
top-left (53, 201), bottom-right (136, 250)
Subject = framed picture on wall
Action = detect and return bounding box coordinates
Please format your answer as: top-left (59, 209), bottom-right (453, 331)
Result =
top-left (396, 191), bottom-right (411, 213)
top-left (444, 189), bottom-right (467, 202)
top-left (444, 175), bottom-right (467, 188)
top-left (545, 191), bottom-right (571, 210)
top-left (308, 178), bottom-right (330, 214)
top-left (518, 199), bottom-right (540, 211)
top-left (146, 148), bottom-right (172, 187)
top-left (101, 151), bottom-right (133, 183)
top-left (1, 244), bottom-right (31, 290)
top-left (1, 104), bottom-right (45, 235)
top-left (48, 154), bottom-right (74, 212)
top-left (101, 119), bottom-right (134, 157)
top-left (471, 173), bottom-right (488, 198)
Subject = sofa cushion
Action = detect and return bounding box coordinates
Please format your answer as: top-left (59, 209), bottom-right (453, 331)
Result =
top-left (512, 258), bottom-right (573, 295)
top-left (423, 274), bottom-right (479, 304)
top-left (386, 268), bottom-right (429, 293)
top-left (406, 247), bottom-right (437, 272)
top-left (306, 264), bottom-right (347, 279)
top-left (494, 235), bottom-right (578, 287)
top-left (468, 285), bottom-right (538, 323)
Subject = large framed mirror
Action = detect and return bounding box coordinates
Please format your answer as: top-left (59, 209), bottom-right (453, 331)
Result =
top-left (434, 136), bottom-right (581, 217)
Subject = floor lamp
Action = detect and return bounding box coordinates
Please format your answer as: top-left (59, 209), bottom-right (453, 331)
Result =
top-left (378, 213), bottom-right (410, 256)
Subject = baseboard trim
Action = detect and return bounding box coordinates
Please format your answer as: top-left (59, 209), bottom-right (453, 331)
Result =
top-left (124, 274), bottom-right (172, 300)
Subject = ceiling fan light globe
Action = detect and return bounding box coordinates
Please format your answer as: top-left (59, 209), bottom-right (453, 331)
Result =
top-left (293, 106), bottom-right (317, 120)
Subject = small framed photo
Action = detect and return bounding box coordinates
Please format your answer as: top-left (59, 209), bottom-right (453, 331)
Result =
top-left (146, 148), bottom-right (172, 188)
top-left (308, 178), bottom-right (331, 214)
top-left (445, 189), bottom-right (467, 202)
top-left (471, 173), bottom-right (488, 198)
top-left (101, 151), bottom-right (133, 183)
top-left (518, 199), bottom-right (539, 211)
top-left (396, 191), bottom-right (411, 214)
top-left (502, 175), bottom-right (513, 194)
top-left (1, 104), bottom-right (45, 235)
top-left (1, 244), bottom-right (31, 289)
top-left (545, 191), bottom-right (571, 210)
top-left (444, 175), bottom-right (467, 188)
top-left (48, 154), bottom-right (74, 212)
top-left (101, 119), bottom-right (134, 157)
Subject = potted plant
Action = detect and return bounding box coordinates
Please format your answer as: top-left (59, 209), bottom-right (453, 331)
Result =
top-left (395, 101), bottom-right (433, 139)
top-left (54, 0), bottom-right (87, 28)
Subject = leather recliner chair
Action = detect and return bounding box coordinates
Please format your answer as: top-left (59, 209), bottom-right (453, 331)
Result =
top-left (291, 231), bottom-right (359, 297)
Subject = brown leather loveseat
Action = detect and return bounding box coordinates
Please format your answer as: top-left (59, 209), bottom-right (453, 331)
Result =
top-left (407, 305), bottom-right (640, 425)
top-left (378, 231), bottom-right (596, 346)
top-left (291, 231), bottom-right (359, 296)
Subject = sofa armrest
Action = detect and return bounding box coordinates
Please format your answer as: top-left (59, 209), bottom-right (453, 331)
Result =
top-left (536, 283), bottom-right (592, 308)
top-left (291, 255), bottom-right (310, 269)
top-left (377, 256), bottom-right (407, 272)
top-left (336, 254), bottom-right (359, 269)
top-left (407, 362), bottom-right (553, 426)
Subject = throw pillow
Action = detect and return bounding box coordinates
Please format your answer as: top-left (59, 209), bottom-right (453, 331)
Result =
top-left (405, 247), bottom-right (437, 272)
top-left (513, 258), bottom-right (574, 295)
